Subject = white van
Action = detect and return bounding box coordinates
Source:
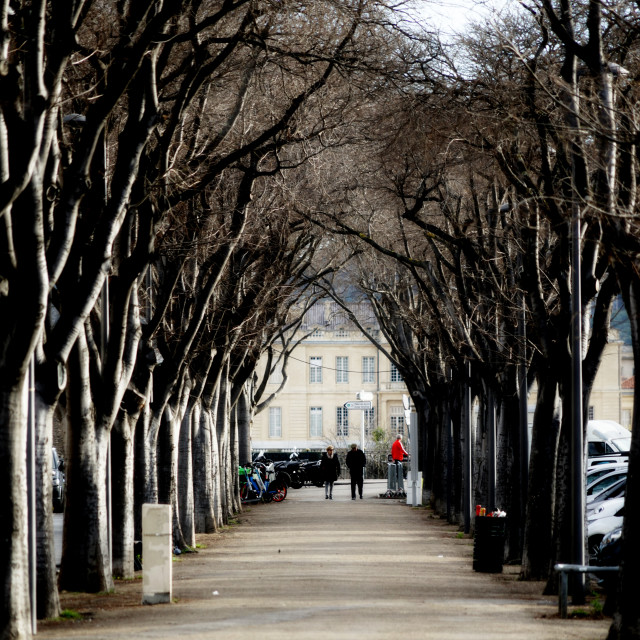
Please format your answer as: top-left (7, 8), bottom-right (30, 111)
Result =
top-left (587, 420), bottom-right (631, 457)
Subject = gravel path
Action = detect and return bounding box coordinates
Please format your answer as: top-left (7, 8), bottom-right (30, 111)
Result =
top-left (39, 479), bottom-right (610, 640)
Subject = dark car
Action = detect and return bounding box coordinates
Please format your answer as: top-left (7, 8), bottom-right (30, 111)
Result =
top-left (594, 526), bottom-right (622, 613)
top-left (253, 451), bottom-right (324, 487)
top-left (52, 447), bottom-right (65, 513)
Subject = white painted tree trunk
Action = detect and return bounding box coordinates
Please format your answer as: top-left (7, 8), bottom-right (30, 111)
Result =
top-left (34, 393), bottom-right (61, 618)
top-left (59, 329), bottom-right (114, 593)
top-left (0, 381), bottom-right (32, 639)
top-left (178, 382), bottom-right (196, 549)
top-left (192, 400), bottom-right (217, 533)
top-left (111, 411), bottom-right (138, 578)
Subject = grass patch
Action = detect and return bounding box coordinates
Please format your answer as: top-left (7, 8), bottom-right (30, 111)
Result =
top-left (569, 599), bottom-right (605, 620)
top-left (58, 609), bottom-right (83, 620)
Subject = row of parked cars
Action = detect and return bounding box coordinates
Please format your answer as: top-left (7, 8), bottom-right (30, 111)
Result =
top-left (585, 421), bottom-right (630, 584)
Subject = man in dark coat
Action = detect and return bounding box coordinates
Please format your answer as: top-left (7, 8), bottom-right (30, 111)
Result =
top-left (320, 445), bottom-right (341, 499)
top-left (345, 443), bottom-right (366, 500)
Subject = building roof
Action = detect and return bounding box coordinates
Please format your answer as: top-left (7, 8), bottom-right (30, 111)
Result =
top-left (622, 376), bottom-right (635, 389)
top-left (301, 301), bottom-right (377, 330)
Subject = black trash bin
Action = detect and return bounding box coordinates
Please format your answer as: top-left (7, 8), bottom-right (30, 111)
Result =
top-left (473, 516), bottom-right (507, 573)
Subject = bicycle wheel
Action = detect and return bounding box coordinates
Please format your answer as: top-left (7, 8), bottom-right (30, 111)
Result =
top-left (271, 482), bottom-right (287, 502)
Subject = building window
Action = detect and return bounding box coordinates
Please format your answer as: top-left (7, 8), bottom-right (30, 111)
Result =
top-left (390, 362), bottom-right (403, 383)
top-left (588, 406), bottom-right (594, 420)
top-left (312, 329), bottom-right (324, 337)
top-left (337, 407), bottom-right (349, 437)
top-left (390, 406), bottom-right (404, 436)
top-left (310, 407), bottom-right (323, 437)
top-left (335, 329), bottom-right (349, 337)
top-left (269, 407), bottom-right (282, 438)
top-left (622, 409), bottom-right (632, 428)
top-left (336, 356), bottom-right (349, 383)
top-left (268, 366), bottom-right (283, 384)
top-left (310, 356), bottom-right (323, 383)
top-left (362, 356), bottom-right (375, 384)
top-left (364, 408), bottom-right (375, 435)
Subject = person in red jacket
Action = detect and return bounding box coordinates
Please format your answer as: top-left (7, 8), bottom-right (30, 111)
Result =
top-left (390, 434), bottom-right (408, 492)
top-left (391, 434), bottom-right (408, 462)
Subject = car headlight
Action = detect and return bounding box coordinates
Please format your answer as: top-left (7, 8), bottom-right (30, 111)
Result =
top-left (601, 528), bottom-right (622, 547)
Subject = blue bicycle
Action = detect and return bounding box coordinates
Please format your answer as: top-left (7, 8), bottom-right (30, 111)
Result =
top-left (239, 461), bottom-right (287, 503)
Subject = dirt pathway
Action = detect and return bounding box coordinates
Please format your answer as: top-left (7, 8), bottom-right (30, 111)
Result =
top-left (38, 480), bottom-right (610, 640)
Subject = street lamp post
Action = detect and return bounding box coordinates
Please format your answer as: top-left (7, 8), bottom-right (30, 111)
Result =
top-left (356, 390), bottom-right (373, 451)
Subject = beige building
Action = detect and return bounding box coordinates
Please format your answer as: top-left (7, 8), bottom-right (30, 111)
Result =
top-left (251, 301), bottom-right (408, 452)
top-left (588, 337), bottom-right (633, 427)
top-left (527, 331), bottom-right (634, 429)
top-left (253, 306), bottom-right (635, 453)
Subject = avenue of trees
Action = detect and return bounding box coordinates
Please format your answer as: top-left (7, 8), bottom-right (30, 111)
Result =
top-left (1, 2), bottom-right (640, 640)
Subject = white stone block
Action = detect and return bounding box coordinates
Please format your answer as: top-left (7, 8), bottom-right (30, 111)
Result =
top-left (142, 503), bottom-right (172, 605)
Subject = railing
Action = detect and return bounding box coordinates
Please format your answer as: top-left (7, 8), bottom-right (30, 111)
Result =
top-left (554, 564), bottom-right (619, 618)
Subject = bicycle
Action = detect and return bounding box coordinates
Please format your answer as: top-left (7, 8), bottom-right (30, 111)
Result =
top-left (239, 461), bottom-right (287, 503)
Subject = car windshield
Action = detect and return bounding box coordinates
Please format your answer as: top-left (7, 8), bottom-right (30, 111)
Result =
top-left (587, 472), bottom-right (626, 496)
top-left (591, 477), bottom-right (626, 503)
top-left (611, 437), bottom-right (631, 452)
top-left (587, 466), bottom-right (626, 483)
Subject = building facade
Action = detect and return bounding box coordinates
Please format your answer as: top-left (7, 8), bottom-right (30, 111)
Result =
top-left (252, 305), bottom-right (635, 453)
top-left (251, 301), bottom-right (408, 452)
top-left (526, 331), bottom-right (634, 429)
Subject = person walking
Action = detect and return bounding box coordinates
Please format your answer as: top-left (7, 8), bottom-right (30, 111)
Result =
top-left (320, 445), bottom-right (341, 500)
top-left (345, 443), bottom-right (366, 500)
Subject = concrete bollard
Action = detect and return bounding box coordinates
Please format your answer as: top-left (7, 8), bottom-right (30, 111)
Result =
top-left (142, 504), bottom-right (172, 605)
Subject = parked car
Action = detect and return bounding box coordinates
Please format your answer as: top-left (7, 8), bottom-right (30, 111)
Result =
top-left (52, 447), bottom-right (65, 513)
top-left (586, 476), bottom-right (626, 516)
top-left (593, 526), bottom-right (622, 608)
top-left (587, 499), bottom-right (624, 561)
top-left (300, 459), bottom-right (324, 487)
top-left (586, 468), bottom-right (627, 503)
top-left (252, 451), bottom-right (324, 487)
top-left (595, 526), bottom-right (622, 567)
top-left (587, 454), bottom-right (629, 469)
top-left (586, 463), bottom-right (627, 484)
top-left (587, 421), bottom-right (631, 457)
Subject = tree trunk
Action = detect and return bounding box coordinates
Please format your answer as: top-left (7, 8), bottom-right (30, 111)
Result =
top-left (58, 329), bottom-right (113, 593)
top-left (216, 369), bottom-right (232, 524)
top-left (208, 384), bottom-right (223, 528)
top-left (111, 411), bottom-right (138, 579)
top-left (229, 401), bottom-right (241, 515)
top-left (192, 400), bottom-right (217, 533)
top-left (607, 277), bottom-right (640, 640)
top-left (178, 385), bottom-right (196, 549)
top-left (34, 392), bottom-right (61, 619)
top-left (495, 389), bottom-right (522, 563)
top-left (236, 386), bottom-right (252, 467)
top-left (134, 399), bottom-right (155, 540)
top-left (0, 381), bottom-right (32, 640)
top-left (521, 368), bottom-right (561, 581)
